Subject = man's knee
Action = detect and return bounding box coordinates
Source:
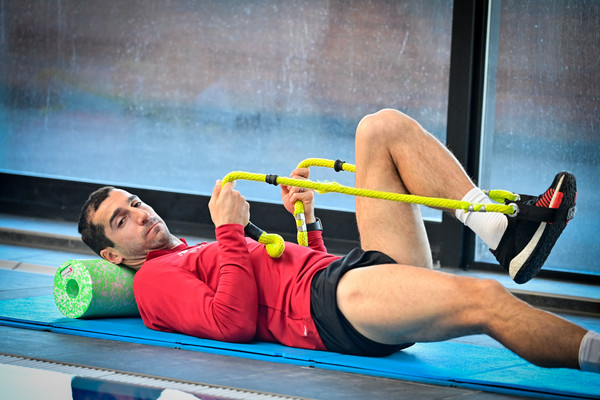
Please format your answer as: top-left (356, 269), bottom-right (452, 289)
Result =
top-left (460, 277), bottom-right (510, 324)
top-left (356, 108), bottom-right (420, 146)
top-left (357, 108), bottom-right (406, 133)
top-left (458, 276), bottom-right (506, 300)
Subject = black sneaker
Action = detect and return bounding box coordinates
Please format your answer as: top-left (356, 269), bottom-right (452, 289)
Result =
top-left (492, 171), bottom-right (577, 284)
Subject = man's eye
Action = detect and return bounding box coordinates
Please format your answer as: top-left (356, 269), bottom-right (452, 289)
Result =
top-left (133, 201), bottom-right (142, 207)
top-left (117, 218), bottom-right (125, 228)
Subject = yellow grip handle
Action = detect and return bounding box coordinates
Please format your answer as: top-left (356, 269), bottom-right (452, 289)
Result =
top-left (294, 200), bottom-right (308, 247)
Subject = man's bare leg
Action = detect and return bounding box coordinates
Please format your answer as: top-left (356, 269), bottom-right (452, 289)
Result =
top-left (353, 108), bottom-right (474, 265)
top-left (338, 109), bottom-right (588, 370)
top-left (338, 263), bottom-right (585, 369)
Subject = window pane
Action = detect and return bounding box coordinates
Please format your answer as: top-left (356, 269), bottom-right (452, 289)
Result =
top-left (1, 0), bottom-right (452, 218)
top-left (478, 0), bottom-right (599, 274)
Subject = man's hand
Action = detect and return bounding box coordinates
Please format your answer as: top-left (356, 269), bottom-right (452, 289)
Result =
top-left (280, 167), bottom-right (316, 224)
top-left (209, 180), bottom-right (250, 228)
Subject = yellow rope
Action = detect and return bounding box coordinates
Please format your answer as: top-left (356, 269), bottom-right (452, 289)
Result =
top-left (256, 230), bottom-right (285, 258)
top-left (486, 189), bottom-right (519, 203)
top-left (221, 170), bottom-right (517, 214)
top-left (221, 158), bottom-right (519, 255)
top-left (294, 200), bottom-right (308, 247)
top-left (297, 158), bottom-right (356, 173)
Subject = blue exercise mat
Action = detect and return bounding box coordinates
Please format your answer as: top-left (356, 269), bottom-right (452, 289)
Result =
top-left (1, 270), bottom-right (599, 399)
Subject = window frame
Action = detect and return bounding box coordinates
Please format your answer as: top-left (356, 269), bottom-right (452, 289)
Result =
top-left (443, 0), bottom-right (598, 283)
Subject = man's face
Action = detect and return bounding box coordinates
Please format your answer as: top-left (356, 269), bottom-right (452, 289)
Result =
top-left (92, 189), bottom-right (174, 267)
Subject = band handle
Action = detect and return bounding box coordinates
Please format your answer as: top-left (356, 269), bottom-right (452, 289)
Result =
top-left (244, 222), bottom-right (285, 258)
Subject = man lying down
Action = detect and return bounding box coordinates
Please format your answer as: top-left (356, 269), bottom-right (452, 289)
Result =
top-left (78, 109), bottom-right (599, 373)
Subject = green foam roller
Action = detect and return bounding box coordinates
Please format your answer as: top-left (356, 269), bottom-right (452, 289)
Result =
top-left (53, 259), bottom-right (139, 319)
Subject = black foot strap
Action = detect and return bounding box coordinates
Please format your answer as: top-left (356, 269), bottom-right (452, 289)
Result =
top-left (510, 195), bottom-right (576, 223)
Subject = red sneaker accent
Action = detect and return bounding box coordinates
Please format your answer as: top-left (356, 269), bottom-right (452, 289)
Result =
top-left (535, 188), bottom-right (563, 209)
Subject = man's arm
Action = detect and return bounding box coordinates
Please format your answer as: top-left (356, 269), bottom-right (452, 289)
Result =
top-left (281, 167), bottom-right (329, 252)
top-left (133, 227), bottom-right (258, 342)
top-left (134, 181), bottom-right (259, 342)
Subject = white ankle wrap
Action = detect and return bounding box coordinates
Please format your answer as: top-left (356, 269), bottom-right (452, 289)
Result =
top-left (455, 188), bottom-right (507, 250)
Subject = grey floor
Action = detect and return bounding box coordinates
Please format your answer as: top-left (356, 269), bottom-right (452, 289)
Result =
top-left (1, 213), bottom-right (599, 399)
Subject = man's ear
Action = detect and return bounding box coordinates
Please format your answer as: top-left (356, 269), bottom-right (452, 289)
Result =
top-left (100, 248), bottom-right (123, 265)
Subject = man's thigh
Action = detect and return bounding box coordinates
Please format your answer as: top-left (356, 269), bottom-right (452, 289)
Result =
top-left (336, 263), bottom-right (488, 345)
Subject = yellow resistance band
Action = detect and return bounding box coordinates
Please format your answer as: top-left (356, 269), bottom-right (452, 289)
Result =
top-left (222, 158), bottom-right (519, 257)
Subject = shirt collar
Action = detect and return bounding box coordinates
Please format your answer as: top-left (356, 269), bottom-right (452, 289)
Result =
top-left (145, 238), bottom-right (189, 261)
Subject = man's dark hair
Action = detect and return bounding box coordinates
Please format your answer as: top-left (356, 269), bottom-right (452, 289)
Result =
top-left (78, 186), bottom-right (115, 256)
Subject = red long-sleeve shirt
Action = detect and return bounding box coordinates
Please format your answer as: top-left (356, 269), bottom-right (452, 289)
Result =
top-left (133, 223), bottom-right (341, 350)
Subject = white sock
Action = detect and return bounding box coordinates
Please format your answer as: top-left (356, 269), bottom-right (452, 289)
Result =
top-left (455, 187), bottom-right (508, 250)
top-left (579, 331), bottom-right (600, 373)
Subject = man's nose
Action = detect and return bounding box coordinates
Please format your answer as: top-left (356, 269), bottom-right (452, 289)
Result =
top-left (133, 208), bottom-right (150, 224)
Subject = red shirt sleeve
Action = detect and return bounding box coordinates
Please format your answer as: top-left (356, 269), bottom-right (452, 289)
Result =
top-left (134, 224), bottom-right (258, 343)
top-left (307, 229), bottom-right (328, 253)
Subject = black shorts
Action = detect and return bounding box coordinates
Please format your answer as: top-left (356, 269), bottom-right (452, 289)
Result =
top-left (310, 248), bottom-right (414, 357)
